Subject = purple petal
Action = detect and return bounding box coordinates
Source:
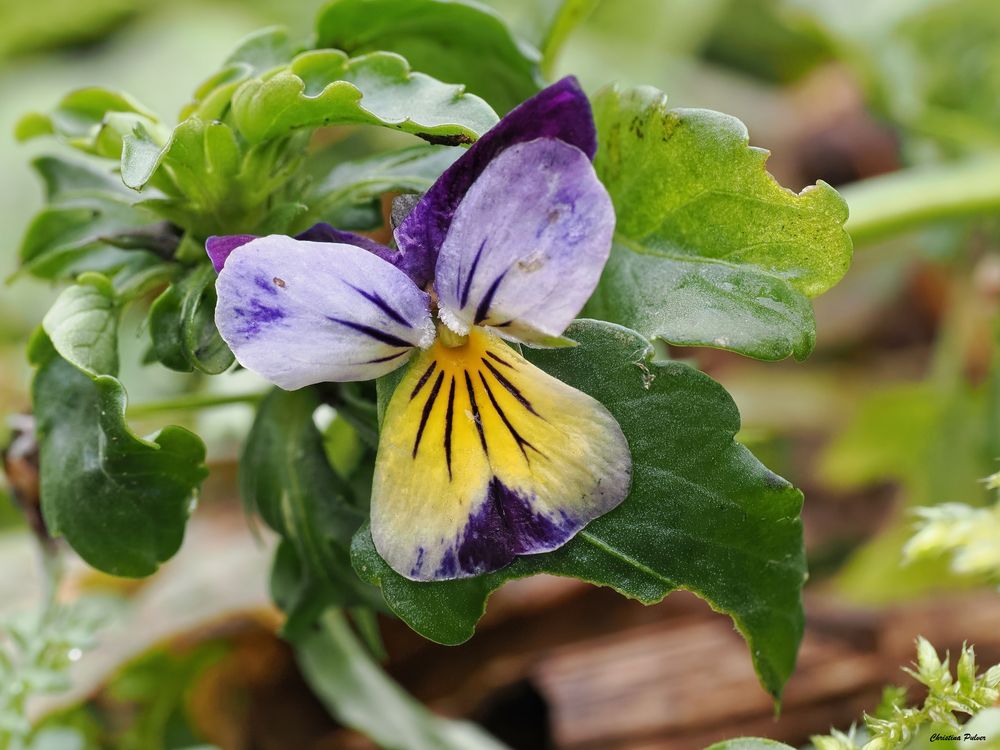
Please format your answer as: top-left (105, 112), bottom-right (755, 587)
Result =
top-left (394, 77), bottom-right (597, 286)
top-left (434, 138), bottom-right (614, 345)
top-left (294, 222), bottom-right (428, 282)
top-left (206, 234), bottom-right (256, 272)
top-left (215, 235), bottom-right (433, 389)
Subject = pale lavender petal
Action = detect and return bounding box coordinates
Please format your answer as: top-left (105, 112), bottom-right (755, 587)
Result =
top-left (206, 234), bottom-right (255, 272)
top-left (434, 138), bottom-right (615, 344)
top-left (295, 222), bottom-right (428, 283)
top-left (206, 223), bottom-right (424, 281)
top-left (215, 235), bottom-right (434, 389)
top-left (394, 77), bottom-right (597, 286)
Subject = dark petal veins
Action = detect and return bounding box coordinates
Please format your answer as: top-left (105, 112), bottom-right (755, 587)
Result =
top-left (460, 238), bottom-right (487, 308)
top-left (478, 371), bottom-right (538, 460)
top-left (365, 350), bottom-right (409, 364)
top-left (463, 370), bottom-right (489, 457)
top-left (412, 371), bottom-right (445, 458)
top-left (325, 317), bottom-right (414, 348)
top-left (485, 351), bottom-right (514, 368)
top-left (410, 361), bottom-right (437, 401)
top-left (396, 77), bottom-right (597, 286)
top-left (443, 376), bottom-right (456, 479)
top-left (473, 270), bottom-right (507, 325)
top-left (482, 358), bottom-right (539, 416)
top-left (348, 283), bottom-right (413, 328)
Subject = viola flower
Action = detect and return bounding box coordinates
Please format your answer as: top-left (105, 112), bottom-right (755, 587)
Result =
top-left (208, 78), bottom-right (632, 581)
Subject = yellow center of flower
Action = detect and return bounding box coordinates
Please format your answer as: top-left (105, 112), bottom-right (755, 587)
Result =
top-left (435, 319), bottom-right (469, 349)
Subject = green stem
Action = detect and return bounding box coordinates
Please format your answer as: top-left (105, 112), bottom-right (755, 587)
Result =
top-left (126, 391), bottom-right (264, 417)
top-left (842, 154), bottom-right (1000, 245)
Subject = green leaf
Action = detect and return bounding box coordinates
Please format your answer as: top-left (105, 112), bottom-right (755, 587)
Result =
top-left (243, 388), bottom-right (382, 621)
top-left (17, 157), bottom-right (165, 281)
top-left (18, 195), bottom-right (162, 282)
top-left (121, 117), bottom-right (240, 193)
top-left (307, 144), bottom-right (460, 230)
top-left (353, 320), bottom-right (806, 700)
top-left (294, 609), bottom-right (510, 750)
top-left (182, 27), bottom-right (301, 121)
top-left (41, 272), bottom-right (119, 378)
top-left (231, 48), bottom-right (499, 144)
top-left (16, 87), bottom-right (165, 159)
top-left (31, 334), bottom-right (207, 577)
top-left (147, 263), bottom-right (234, 374)
top-left (226, 25), bottom-right (299, 73)
top-left (590, 84), bottom-right (852, 361)
top-left (584, 241), bottom-right (816, 361)
top-left (315, 0), bottom-right (542, 114)
top-left (32, 155), bottom-right (130, 200)
top-left (122, 117), bottom-right (309, 235)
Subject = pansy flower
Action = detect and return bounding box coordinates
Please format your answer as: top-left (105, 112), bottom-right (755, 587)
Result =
top-left (208, 78), bottom-right (632, 581)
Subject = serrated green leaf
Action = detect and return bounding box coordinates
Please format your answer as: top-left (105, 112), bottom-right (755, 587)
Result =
top-left (243, 388), bottom-right (382, 622)
top-left (589, 84), bottom-right (852, 361)
top-left (353, 320), bottom-right (806, 700)
top-left (42, 273), bottom-right (119, 378)
top-left (307, 144), bottom-right (461, 230)
top-left (31, 334), bottom-right (207, 577)
top-left (294, 609), bottom-right (510, 750)
top-left (316, 0), bottom-right (542, 114)
top-left (231, 48), bottom-right (499, 145)
top-left (147, 263), bottom-right (234, 374)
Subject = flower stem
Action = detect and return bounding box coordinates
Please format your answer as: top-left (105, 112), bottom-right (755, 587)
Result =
top-left (127, 391), bottom-right (264, 417)
top-left (842, 154), bottom-right (1000, 245)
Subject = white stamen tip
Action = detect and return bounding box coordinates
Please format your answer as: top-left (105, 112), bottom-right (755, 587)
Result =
top-left (438, 306), bottom-right (470, 337)
top-left (417, 318), bottom-right (437, 349)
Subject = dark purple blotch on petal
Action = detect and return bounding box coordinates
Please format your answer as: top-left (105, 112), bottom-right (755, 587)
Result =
top-left (410, 546), bottom-right (427, 578)
top-left (206, 234), bottom-right (256, 272)
top-left (232, 297), bottom-right (286, 337)
top-left (395, 77), bottom-right (598, 287)
top-left (437, 477), bottom-right (579, 578)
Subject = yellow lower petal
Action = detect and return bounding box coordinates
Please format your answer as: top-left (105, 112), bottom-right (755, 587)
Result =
top-left (371, 327), bottom-right (631, 581)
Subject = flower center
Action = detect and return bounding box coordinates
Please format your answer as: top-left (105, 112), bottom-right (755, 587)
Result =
top-left (436, 318), bottom-right (469, 348)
